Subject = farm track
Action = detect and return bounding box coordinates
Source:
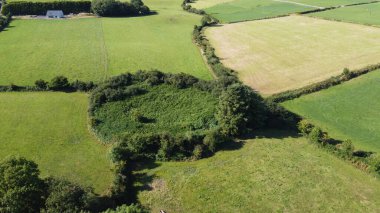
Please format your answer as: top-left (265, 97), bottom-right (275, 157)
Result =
top-left (273, 0), bottom-right (324, 9)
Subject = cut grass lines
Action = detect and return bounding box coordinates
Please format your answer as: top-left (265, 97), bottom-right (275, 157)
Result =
top-left (307, 2), bottom-right (380, 27)
top-left (205, 15), bottom-right (380, 95)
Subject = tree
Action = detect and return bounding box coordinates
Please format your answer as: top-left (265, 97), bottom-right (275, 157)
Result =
top-left (216, 83), bottom-right (266, 136)
top-left (49, 76), bottom-right (70, 91)
top-left (43, 178), bottom-right (90, 213)
top-left (0, 157), bottom-right (45, 213)
top-left (103, 204), bottom-right (148, 213)
top-left (91, 0), bottom-right (117, 16)
top-left (35, 79), bottom-right (48, 90)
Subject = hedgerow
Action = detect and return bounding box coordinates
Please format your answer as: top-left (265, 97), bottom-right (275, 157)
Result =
top-left (1, 1), bottom-right (92, 15)
top-left (268, 63), bottom-right (380, 103)
top-left (298, 120), bottom-right (380, 177)
top-left (0, 13), bottom-right (11, 32)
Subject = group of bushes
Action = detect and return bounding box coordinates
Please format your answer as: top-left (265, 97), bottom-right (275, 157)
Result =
top-left (91, 0), bottom-right (150, 17)
top-left (0, 76), bottom-right (95, 92)
top-left (0, 13), bottom-right (11, 32)
top-left (268, 64), bottom-right (380, 103)
top-left (1, 0), bottom-right (150, 17)
top-left (298, 120), bottom-right (380, 175)
top-left (0, 156), bottom-right (148, 212)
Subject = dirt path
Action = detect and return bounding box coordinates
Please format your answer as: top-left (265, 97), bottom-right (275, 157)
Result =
top-left (273, 0), bottom-right (324, 9)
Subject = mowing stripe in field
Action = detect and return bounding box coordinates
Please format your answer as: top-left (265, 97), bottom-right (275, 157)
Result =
top-left (205, 15), bottom-right (380, 95)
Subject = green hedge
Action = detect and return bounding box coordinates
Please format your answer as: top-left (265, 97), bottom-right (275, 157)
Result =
top-left (267, 63), bottom-right (380, 103)
top-left (1, 1), bottom-right (92, 15)
top-left (0, 14), bottom-right (11, 32)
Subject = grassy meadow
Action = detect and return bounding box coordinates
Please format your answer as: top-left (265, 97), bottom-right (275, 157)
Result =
top-left (308, 2), bottom-right (380, 26)
top-left (203, 0), bottom-right (312, 23)
top-left (282, 70), bottom-right (380, 153)
top-left (94, 84), bottom-right (218, 140)
top-left (205, 15), bottom-right (380, 95)
top-left (0, 92), bottom-right (113, 193)
top-left (137, 131), bottom-right (380, 212)
top-left (0, 0), bottom-right (211, 85)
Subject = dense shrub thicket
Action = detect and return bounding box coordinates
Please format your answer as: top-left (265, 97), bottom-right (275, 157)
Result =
top-left (268, 64), bottom-right (380, 102)
top-left (91, 0), bottom-right (150, 17)
top-left (0, 13), bottom-right (11, 32)
top-left (88, 71), bottom-right (265, 161)
top-left (1, 1), bottom-right (92, 15)
top-left (298, 120), bottom-right (380, 176)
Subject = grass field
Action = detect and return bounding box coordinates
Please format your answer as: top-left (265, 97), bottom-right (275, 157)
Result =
top-left (282, 70), bottom-right (380, 153)
top-left (94, 84), bottom-right (217, 140)
top-left (205, 15), bottom-right (380, 95)
top-left (137, 131), bottom-right (380, 212)
top-left (204, 0), bottom-right (313, 23)
top-left (308, 2), bottom-right (380, 26)
top-left (0, 92), bottom-right (113, 193)
top-left (0, 0), bottom-right (211, 85)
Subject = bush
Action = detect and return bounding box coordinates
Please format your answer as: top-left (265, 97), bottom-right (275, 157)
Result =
top-left (35, 79), bottom-right (48, 90)
top-left (103, 204), bottom-right (148, 213)
top-left (49, 76), bottom-right (70, 91)
top-left (340, 140), bottom-right (355, 157)
top-left (297, 120), bottom-right (314, 136)
top-left (91, 0), bottom-right (149, 17)
top-left (309, 127), bottom-right (323, 144)
top-left (43, 178), bottom-right (91, 213)
top-left (1, 1), bottom-right (91, 15)
top-left (0, 13), bottom-right (11, 32)
top-left (0, 157), bottom-right (45, 213)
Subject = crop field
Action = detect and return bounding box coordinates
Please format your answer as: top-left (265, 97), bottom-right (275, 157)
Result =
top-left (0, 92), bottom-right (113, 193)
top-left (282, 70), bottom-right (380, 152)
top-left (137, 131), bottom-right (380, 212)
top-left (205, 15), bottom-right (380, 95)
top-left (0, 0), bottom-right (211, 85)
top-left (308, 2), bottom-right (380, 26)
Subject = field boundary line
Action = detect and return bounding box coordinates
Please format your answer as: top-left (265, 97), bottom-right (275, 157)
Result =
top-left (272, 0), bottom-right (324, 9)
top-left (267, 63), bottom-right (380, 103)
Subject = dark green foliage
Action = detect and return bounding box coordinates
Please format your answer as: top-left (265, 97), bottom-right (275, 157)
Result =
top-left (309, 127), bottom-right (323, 144)
top-left (71, 80), bottom-right (95, 92)
top-left (1, 1), bottom-right (91, 16)
top-left (0, 13), bottom-right (11, 32)
top-left (43, 178), bottom-right (90, 213)
top-left (297, 120), bottom-right (314, 136)
top-left (268, 63), bottom-right (380, 103)
top-left (91, 0), bottom-right (150, 17)
top-left (35, 79), bottom-right (48, 90)
top-left (216, 83), bottom-right (266, 136)
top-left (0, 157), bottom-right (45, 213)
top-left (103, 204), bottom-right (148, 213)
top-left (49, 76), bottom-right (70, 91)
top-left (264, 100), bottom-right (300, 129)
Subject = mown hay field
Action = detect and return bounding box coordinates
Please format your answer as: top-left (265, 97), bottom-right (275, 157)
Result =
top-left (137, 131), bottom-right (380, 212)
top-left (0, 0), bottom-right (211, 85)
top-left (308, 2), bottom-right (380, 26)
top-left (0, 92), bottom-right (113, 193)
top-left (205, 15), bottom-right (380, 95)
top-left (282, 70), bottom-right (380, 152)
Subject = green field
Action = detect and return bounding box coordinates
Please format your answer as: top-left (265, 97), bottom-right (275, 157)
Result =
top-left (94, 84), bottom-right (217, 140)
top-left (206, 15), bottom-right (380, 95)
top-left (0, 92), bottom-right (113, 193)
top-left (0, 0), bottom-right (211, 85)
top-left (137, 131), bottom-right (380, 212)
top-left (204, 0), bottom-right (313, 23)
top-left (308, 2), bottom-right (380, 26)
top-left (282, 70), bottom-right (380, 152)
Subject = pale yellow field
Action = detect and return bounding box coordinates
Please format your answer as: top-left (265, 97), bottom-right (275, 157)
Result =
top-left (206, 15), bottom-right (380, 95)
top-left (190, 0), bottom-right (234, 9)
